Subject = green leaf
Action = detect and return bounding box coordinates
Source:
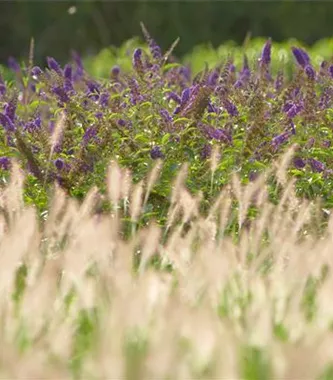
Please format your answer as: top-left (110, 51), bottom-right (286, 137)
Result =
top-left (161, 133), bottom-right (171, 145)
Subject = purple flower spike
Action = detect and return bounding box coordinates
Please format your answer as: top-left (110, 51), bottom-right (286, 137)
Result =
top-left (86, 80), bottom-right (100, 95)
top-left (54, 158), bottom-right (65, 170)
top-left (47, 57), bottom-right (62, 74)
top-left (0, 113), bottom-right (15, 132)
top-left (329, 65), bottom-right (333, 79)
top-left (207, 101), bottom-right (218, 113)
top-left (99, 92), bottom-right (109, 107)
top-left (271, 131), bottom-right (291, 150)
top-left (133, 48), bottom-right (144, 73)
top-left (322, 140), bottom-right (331, 148)
top-left (168, 92), bottom-right (181, 103)
top-left (275, 70), bottom-right (284, 91)
top-left (31, 66), bottom-right (43, 78)
top-left (117, 119), bottom-right (127, 127)
top-left (51, 85), bottom-right (70, 104)
top-left (63, 64), bottom-right (72, 81)
top-left (8, 57), bottom-right (20, 72)
top-left (140, 23), bottom-right (162, 62)
top-left (128, 78), bottom-right (144, 105)
top-left (293, 157), bottom-right (306, 169)
top-left (234, 79), bottom-right (244, 88)
top-left (4, 101), bottom-right (16, 122)
top-left (260, 38), bottom-right (272, 65)
top-left (111, 65), bottom-right (120, 78)
top-left (0, 84), bottom-right (6, 96)
top-left (160, 109), bottom-right (173, 123)
top-left (308, 158), bottom-right (325, 173)
top-left (287, 104), bottom-right (302, 119)
top-left (180, 88), bottom-right (191, 105)
top-left (211, 129), bottom-right (228, 141)
top-left (72, 50), bottom-right (84, 80)
top-left (82, 126), bottom-right (97, 145)
top-left (249, 171), bottom-right (259, 182)
top-left (223, 99), bottom-right (238, 117)
top-left (24, 116), bottom-right (42, 133)
top-left (0, 157), bottom-right (10, 170)
top-left (208, 70), bottom-right (220, 86)
top-left (305, 65), bottom-right (316, 80)
top-left (291, 47), bottom-right (310, 68)
top-left (150, 146), bottom-right (164, 159)
top-left (201, 144), bottom-right (212, 159)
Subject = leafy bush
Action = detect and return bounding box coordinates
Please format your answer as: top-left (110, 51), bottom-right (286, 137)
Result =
top-left (1, 26), bottom-right (333, 230)
top-left (1, 27), bottom-right (333, 377)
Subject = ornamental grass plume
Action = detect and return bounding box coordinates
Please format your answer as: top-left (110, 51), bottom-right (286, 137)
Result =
top-left (0, 150), bottom-right (333, 377)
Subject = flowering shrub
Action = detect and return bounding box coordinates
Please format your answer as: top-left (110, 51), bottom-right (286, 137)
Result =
top-left (2, 26), bottom-right (333, 377)
top-left (0, 26), bottom-right (333, 225)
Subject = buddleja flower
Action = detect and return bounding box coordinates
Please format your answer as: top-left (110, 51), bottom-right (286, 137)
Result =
top-left (111, 65), bottom-right (120, 78)
top-left (168, 92), bottom-right (181, 103)
top-left (63, 64), bottom-right (74, 93)
top-left (160, 109), bottom-right (173, 124)
top-left (201, 123), bottom-right (232, 143)
top-left (181, 85), bottom-right (211, 119)
top-left (72, 50), bottom-right (84, 80)
top-left (308, 158), bottom-right (325, 173)
top-left (150, 146), bottom-right (164, 159)
top-left (64, 64), bottom-right (72, 80)
top-left (293, 157), bottom-right (306, 169)
top-left (128, 78), bottom-right (144, 105)
top-left (329, 65), bottom-right (333, 79)
top-left (0, 74), bottom-right (5, 96)
top-left (140, 22), bottom-right (162, 63)
top-left (271, 130), bottom-right (291, 150)
top-left (275, 70), bottom-right (284, 91)
top-left (4, 100), bottom-right (16, 122)
top-left (305, 65), bottom-right (316, 80)
top-left (319, 61), bottom-right (328, 77)
top-left (223, 99), bottom-right (238, 117)
top-left (82, 126), bottom-right (98, 146)
top-left (8, 57), bottom-right (20, 72)
top-left (133, 48), bottom-right (144, 74)
top-left (54, 158), bottom-right (65, 170)
top-left (24, 116), bottom-right (42, 133)
top-left (260, 39), bottom-right (272, 66)
top-left (51, 85), bottom-right (70, 104)
top-left (0, 113), bottom-right (15, 132)
top-left (235, 55), bottom-right (250, 88)
top-left (201, 144), bottom-right (212, 159)
top-left (248, 171), bottom-right (259, 182)
top-left (86, 80), bottom-right (100, 96)
top-left (291, 47), bottom-right (310, 68)
top-left (31, 66), bottom-right (43, 79)
top-left (286, 103), bottom-right (303, 119)
top-left (181, 88), bottom-right (191, 105)
top-left (322, 140), bottom-right (331, 148)
top-left (0, 157), bottom-right (10, 170)
top-left (99, 92), bottom-right (109, 107)
top-left (207, 101), bottom-right (218, 113)
top-left (117, 119), bottom-right (127, 127)
top-left (208, 69), bottom-right (220, 87)
top-left (47, 57), bottom-right (62, 75)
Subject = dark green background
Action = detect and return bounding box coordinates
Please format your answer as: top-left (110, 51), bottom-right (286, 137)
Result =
top-left (1, 1), bottom-right (333, 65)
